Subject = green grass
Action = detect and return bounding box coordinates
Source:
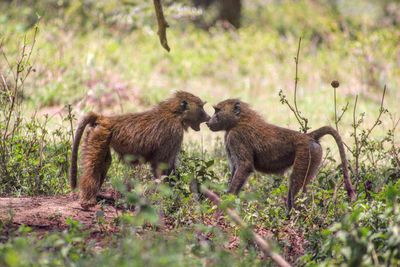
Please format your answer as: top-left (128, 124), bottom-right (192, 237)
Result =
top-left (1, 0), bottom-right (400, 266)
top-left (2, 18), bottom-right (398, 154)
top-left (2, 2), bottom-right (399, 114)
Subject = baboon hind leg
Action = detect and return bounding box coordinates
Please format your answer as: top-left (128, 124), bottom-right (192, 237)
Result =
top-left (287, 142), bottom-right (322, 212)
top-left (99, 149), bottom-right (112, 187)
top-left (96, 149), bottom-right (115, 202)
top-left (79, 126), bottom-right (111, 209)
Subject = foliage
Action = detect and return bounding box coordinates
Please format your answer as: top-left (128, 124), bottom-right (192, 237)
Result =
top-left (0, 221), bottom-right (270, 267)
top-left (302, 181), bottom-right (400, 266)
top-left (0, 0), bottom-right (399, 266)
top-left (0, 26), bottom-right (72, 195)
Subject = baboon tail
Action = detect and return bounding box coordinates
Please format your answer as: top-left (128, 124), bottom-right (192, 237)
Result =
top-left (70, 112), bottom-right (98, 190)
top-left (308, 126), bottom-right (357, 201)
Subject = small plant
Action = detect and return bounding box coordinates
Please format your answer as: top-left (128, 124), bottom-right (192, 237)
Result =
top-left (0, 24), bottom-right (73, 196)
top-left (303, 181), bottom-right (400, 266)
top-left (156, 149), bottom-right (219, 223)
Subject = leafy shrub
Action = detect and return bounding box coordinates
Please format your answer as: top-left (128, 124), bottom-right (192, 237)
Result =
top-left (0, 26), bottom-right (72, 195)
top-left (302, 181), bottom-right (400, 266)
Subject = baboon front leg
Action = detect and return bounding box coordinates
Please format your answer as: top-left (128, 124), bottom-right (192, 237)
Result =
top-left (227, 163), bottom-right (253, 195)
top-left (79, 126), bottom-right (111, 209)
top-left (151, 161), bottom-right (162, 180)
top-left (227, 163), bottom-right (237, 188)
top-left (226, 148), bottom-right (236, 187)
top-left (151, 161), bottom-right (175, 182)
top-left (151, 152), bottom-right (178, 180)
top-left (287, 142), bottom-right (322, 212)
top-left (161, 160), bottom-right (176, 176)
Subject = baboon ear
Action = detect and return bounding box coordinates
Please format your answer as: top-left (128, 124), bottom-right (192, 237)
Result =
top-left (180, 100), bottom-right (188, 111)
top-left (233, 102), bottom-right (241, 115)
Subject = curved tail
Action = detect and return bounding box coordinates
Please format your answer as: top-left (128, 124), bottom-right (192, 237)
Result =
top-left (70, 112), bottom-right (98, 189)
top-left (308, 126), bottom-right (357, 201)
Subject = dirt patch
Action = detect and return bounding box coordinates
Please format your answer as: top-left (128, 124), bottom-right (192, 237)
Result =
top-left (0, 194), bottom-right (305, 263)
top-left (0, 193), bottom-right (124, 231)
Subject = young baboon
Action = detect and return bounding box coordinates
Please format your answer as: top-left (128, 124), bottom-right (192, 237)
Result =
top-left (70, 91), bottom-right (210, 209)
top-left (206, 99), bottom-right (356, 212)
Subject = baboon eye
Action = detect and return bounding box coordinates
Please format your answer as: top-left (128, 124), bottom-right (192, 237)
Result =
top-left (180, 100), bottom-right (188, 111)
top-left (233, 102), bottom-right (241, 115)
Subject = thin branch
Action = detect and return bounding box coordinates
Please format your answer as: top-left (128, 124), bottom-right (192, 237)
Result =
top-left (334, 87), bottom-right (338, 132)
top-left (67, 104), bottom-right (75, 142)
top-left (20, 26), bottom-right (39, 86)
top-left (153, 0), bottom-right (170, 52)
top-left (279, 93), bottom-right (305, 130)
top-left (293, 37), bottom-right (301, 116)
top-left (389, 115), bottom-right (400, 168)
top-left (330, 81), bottom-right (351, 156)
top-left (289, 37), bottom-right (309, 133)
top-left (352, 85), bottom-right (387, 191)
top-left (336, 102), bottom-right (349, 125)
top-left (0, 45), bottom-right (17, 83)
top-left (200, 186), bottom-right (292, 267)
top-left (24, 25), bottom-right (38, 70)
top-left (352, 95), bottom-right (360, 189)
top-left (364, 85), bottom-right (386, 141)
top-left (2, 24), bottom-right (39, 141)
top-left (0, 73), bottom-right (12, 102)
top-left (278, 38), bottom-right (310, 133)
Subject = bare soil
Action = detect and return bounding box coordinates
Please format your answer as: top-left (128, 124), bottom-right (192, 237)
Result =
top-left (0, 193), bottom-right (123, 231)
top-left (0, 194), bottom-right (306, 262)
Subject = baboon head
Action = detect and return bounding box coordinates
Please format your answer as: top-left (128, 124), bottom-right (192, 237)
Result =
top-left (207, 99), bottom-right (243, 131)
top-left (171, 91), bottom-right (210, 131)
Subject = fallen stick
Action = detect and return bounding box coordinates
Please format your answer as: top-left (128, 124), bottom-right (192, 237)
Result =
top-left (200, 186), bottom-right (292, 267)
top-left (153, 0), bottom-right (170, 52)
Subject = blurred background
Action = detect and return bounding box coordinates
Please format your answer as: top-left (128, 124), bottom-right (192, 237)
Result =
top-left (0, 0), bottom-right (399, 143)
top-left (1, 3), bottom-right (400, 264)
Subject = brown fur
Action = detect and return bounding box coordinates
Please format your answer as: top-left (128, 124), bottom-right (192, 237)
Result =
top-left (207, 99), bottom-right (356, 212)
top-left (70, 91), bottom-right (210, 209)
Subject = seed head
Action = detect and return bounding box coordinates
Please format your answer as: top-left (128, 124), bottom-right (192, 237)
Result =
top-left (331, 80), bottom-right (340, 88)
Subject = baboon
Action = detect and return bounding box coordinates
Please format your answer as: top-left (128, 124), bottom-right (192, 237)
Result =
top-left (206, 99), bottom-right (356, 212)
top-left (70, 91), bottom-right (210, 209)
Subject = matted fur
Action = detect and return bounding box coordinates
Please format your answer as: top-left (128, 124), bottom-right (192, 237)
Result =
top-left (207, 99), bottom-right (356, 212)
top-left (70, 91), bottom-right (210, 209)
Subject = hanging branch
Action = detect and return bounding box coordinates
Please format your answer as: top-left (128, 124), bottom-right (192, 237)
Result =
top-left (153, 0), bottom-right (170, 52)
top-left (200, 186), bottom-right (292, 267)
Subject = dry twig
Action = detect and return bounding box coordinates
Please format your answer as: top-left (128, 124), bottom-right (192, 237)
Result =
top-left (279, 37), bottom-right (309, 133)
top-left (200, 186), bottom-right (292, 267)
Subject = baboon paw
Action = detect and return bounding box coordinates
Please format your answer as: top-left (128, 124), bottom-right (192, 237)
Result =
top-left (213, 210), bottom-right (226, 224)
top-left (80, 201), bottom-right (97, 211)
top-left (349, 190), bottom-right (357, 202)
